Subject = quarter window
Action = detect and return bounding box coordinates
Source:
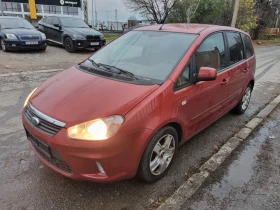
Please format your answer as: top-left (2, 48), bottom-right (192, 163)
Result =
top-left (195, 33), bottom-right (225, 72)
top-left (175, 64), bottom-right (190, 89)
top-left (241, 33), bottom-right (254, 58)
top-left (226, 32), bottom-right (245, 65)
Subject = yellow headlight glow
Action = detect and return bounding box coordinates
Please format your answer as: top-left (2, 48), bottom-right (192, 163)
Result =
top-left (68, 115), bottom-right (124, 141)
top-left (23, 88), bottom-right (37, 108)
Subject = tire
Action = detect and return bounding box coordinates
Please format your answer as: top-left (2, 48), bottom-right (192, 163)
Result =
top-left (39, 47), bottom-right (47, 52)
top-left (0, 38), bottom-right (8, 52)
top-left (64, 37), bottom-right (76, 53)
top-left (233, 84), bottom-right (252, 114)
top-left (137, 126), bottom-right (178, 183)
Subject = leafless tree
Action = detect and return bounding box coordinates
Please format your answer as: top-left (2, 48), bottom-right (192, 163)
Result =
top-left (123, 0), bottom-right (178, 23)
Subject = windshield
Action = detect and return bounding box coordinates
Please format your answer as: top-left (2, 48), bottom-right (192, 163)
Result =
top-left (0, 19), bottom-right (34, 29)
top-left (83, 31), bottom-right (197, 83)
top-left (60, 18), bottom-right (89, 28)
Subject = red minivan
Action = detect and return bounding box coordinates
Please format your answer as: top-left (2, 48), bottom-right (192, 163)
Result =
top-left (22, 24), bottom-right (256, 183)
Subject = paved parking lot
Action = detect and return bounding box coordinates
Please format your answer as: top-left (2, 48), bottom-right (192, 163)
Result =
top-left (1, 46), bottom-right (280, 209)
top-left (0, 45), bottom-right (93, 74)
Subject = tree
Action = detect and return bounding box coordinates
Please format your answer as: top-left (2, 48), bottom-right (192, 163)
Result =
top-left (123, 0), bottom-right (178, 23)
top-left (236, 0), bottom-right (257, 31)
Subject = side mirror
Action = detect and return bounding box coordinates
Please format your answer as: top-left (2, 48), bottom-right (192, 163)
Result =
top-left (197, 67), bottom-right (217, 82)
top-left (88, 25), bottom-right (92, 28)
top-left (53, 24), bottom-right (61, 29)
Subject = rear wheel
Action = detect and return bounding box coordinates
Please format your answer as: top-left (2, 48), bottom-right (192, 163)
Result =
top-left (233, 84), bottom-right (252, 114)
top-left (137, 126), bottom-right (178, 183)
top-left (64, 37), bottom-right (76, 53)
top-left (0, 38), bottom-right (8, 52)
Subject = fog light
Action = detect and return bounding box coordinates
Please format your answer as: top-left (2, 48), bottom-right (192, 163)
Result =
top-left (96, 162), bottom-right (106, 174)
top-left (78, 43), bottom-right (81, 46)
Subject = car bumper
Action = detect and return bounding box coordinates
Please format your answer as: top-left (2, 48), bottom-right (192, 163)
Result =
top-left (22, 111), bottom-right (152, 183)
top-left (5, 39), bottom-right (47, 50)
top-left (73, 39), bottom-right (106, 49)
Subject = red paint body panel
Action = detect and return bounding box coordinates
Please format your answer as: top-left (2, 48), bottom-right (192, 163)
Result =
top-left (22, 24), bottom-right (256, 182)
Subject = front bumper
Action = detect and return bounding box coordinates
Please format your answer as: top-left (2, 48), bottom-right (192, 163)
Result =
top-left (22, 111), bottom-right (152, 183)
top-left (4, 39), bottom-right (47, 50)
top-left (73, 39), bottom-right (106, 49)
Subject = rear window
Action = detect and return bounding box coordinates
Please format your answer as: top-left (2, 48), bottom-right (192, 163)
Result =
top-left (226, 32), bottom-right (245, 65)
top-left (241, 33), bottom-right (254, 58)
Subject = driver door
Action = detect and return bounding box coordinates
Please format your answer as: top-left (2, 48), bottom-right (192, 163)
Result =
top-left (174, 32), bottom-right (230, 141)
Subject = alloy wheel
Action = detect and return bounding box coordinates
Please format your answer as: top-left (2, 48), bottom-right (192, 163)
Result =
top-left (241, 87), bottom-right (251, 110)
top-left (149, 134), bottom-right (175, 176)
top-left (1, 39), bottom-right (6, 51)
top-left (64, 38), bottom-right (72, 51)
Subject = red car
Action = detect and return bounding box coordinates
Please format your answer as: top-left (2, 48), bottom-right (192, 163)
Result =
top-left (22, 24), bottom-right (256, 183)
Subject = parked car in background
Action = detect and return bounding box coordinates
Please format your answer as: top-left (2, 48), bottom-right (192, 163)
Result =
top-left (0, 17), bottom-right (47, 52)
top-left (37, 16), bottom-right (106, 53)
top-left (22, 24), bottom-right (255, 183)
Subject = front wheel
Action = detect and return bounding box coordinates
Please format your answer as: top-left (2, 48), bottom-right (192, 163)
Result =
top-left (0, 38), bottom-right (8, 52)
top-left (137, 126), bottom-right (178, 183)
top-left (64, 37), bottom-right (76, 53)
top-left (233, 84), bottom-right (252, 114)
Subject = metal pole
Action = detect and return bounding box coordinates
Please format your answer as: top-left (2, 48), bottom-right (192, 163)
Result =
top-left (0, 0), bottom-right (4, 16)
top-left (94, 0), bottom-right (97, 27)
top-left (231, 0), bottom-right (240, 28)
top-left (106, 11), bottom-right (109, 28)
top-left (91, 0), bottom-right (93, 26)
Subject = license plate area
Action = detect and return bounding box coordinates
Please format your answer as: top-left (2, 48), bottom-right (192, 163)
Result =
top-left (26, 130), bottom-right (52, 159)
top-left (26, 41), bottom-right (38, 45)
top-left (90, 42), bottom-right (99, 46)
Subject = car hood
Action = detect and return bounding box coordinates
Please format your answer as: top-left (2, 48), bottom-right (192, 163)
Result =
top-left (2, 28), bottom-right (41, 36)
top-left (65, 27), bottom-right (103, 36)
top-left (29, 66), bottom-right (159, 127)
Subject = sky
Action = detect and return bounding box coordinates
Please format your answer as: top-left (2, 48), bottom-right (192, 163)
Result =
top-left (87, 0), bottom-right (140, 24)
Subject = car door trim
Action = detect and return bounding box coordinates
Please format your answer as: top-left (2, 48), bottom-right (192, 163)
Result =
top-left (47, 39), bottom-right (63, 45)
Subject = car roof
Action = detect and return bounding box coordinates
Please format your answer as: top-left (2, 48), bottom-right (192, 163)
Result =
top-left (136, 23), bottom-right (243, 34)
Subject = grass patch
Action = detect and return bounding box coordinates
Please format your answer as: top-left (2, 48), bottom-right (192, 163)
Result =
top-left (104, 33), bottom-right (120, 43)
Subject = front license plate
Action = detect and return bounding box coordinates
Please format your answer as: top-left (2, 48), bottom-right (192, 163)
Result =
top-left (90, 42), bottom-right (99, 46)
top-left (26, 41), bottom-right (38, 45)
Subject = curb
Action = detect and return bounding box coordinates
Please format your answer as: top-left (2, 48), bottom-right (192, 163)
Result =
top-left (157, 94), bottom-right (280, 210)
top-left (0, 69), bottom-right (64, 77)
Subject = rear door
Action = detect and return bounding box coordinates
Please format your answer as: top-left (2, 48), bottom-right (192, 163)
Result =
top-left (225, 32), bottom-right (248, 108)
top-left (44, 17), bottom-right (54, 40)
top-left (174, 32), bottom-right (230, 140)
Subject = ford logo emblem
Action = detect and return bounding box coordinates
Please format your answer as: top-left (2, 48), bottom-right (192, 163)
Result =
top-left (31, 117), bottom-right (40, 126)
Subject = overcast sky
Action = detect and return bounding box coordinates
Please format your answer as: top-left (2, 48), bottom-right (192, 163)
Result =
top-left (87, 0), bottom-right (139, 24)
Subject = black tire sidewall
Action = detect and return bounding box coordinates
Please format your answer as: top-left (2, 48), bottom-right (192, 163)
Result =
top-left (137, 126), bottom-right (178, 183)
top-left (64, 37), bottom-right (76, 53)
top-left (233, 84), bottom-right (252, 114)
top-left (1, 39), bottom-right (8, 52)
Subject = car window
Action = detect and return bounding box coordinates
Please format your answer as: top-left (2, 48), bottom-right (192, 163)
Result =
top-left (226, 32), bottom-right (245, 65)
top-left (52, 17), bottom-right (60, 26)
top-left (46, 17), bottom-right (53, 25)
top-left (241, 33), bottom-right (254, 58)
top-left (195, 32), bottom-right (225, 72)
top-left (84, 31), bottom-right (198, 83)
top-left (0, 18), bottom-right (34, 29)
top-left (175, 64), bottom-right (190, 89)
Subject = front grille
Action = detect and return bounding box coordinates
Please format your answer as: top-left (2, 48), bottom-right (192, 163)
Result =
top-left (20, 35), bottom-right (40, 41)
top-left (25, 104), bottom-right (63, 136)
top-left (27, 129), bottom-right (72, 174)
top-left (86, 35), bottom-right (100, 41)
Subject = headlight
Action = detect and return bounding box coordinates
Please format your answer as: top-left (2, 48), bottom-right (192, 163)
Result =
top-left (23, 88), bottom-right (37, 108)
top-left (73, 34), bottom-right (85, 39)
top-left (68, 115), bottom-right (124, 141)
top-left (5, 34), bottom-right (17, 40)
top-left (41, 33), bottom-right (46, 40)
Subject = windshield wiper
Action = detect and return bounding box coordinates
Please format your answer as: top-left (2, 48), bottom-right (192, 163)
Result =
top-left (88, 58), bottom-right (100, 68)
top-left (99, 64), bottom-right (139, 80)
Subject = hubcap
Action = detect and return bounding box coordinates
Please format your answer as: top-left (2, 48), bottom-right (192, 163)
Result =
top-left (1, 40), bottom-right (5, 50)
top-left (242, 87), bottom-right (251, 110)
top-left (149, 134), bottom-right (175, 176)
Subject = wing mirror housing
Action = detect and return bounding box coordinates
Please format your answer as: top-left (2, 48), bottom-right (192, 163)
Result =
top-left (197, 67), bottom-right (217, 82)
top-left (53, 24), bottom-right (61, 29)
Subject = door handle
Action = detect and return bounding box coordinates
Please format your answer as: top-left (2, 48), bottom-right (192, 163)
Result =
top-left (221, 79), bottom-right (229, 85)
top-left (242, 68), bottom-right (249, 73)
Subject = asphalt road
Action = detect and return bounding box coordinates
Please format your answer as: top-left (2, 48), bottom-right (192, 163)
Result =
top-left (183, 106), bottom-right (280, 210)
top-left (1, 46), bottom-right (280, 210)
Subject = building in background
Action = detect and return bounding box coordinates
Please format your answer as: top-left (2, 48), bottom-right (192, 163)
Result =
top-left (1, 0), bottom-right (84, 20)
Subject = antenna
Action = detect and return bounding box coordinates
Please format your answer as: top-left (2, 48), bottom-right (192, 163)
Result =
top-left (159, 19), bottom-right (167, 30)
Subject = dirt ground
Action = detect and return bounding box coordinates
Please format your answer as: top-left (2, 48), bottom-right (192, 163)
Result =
top-left (0, 45), bottom-right (93, 74)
